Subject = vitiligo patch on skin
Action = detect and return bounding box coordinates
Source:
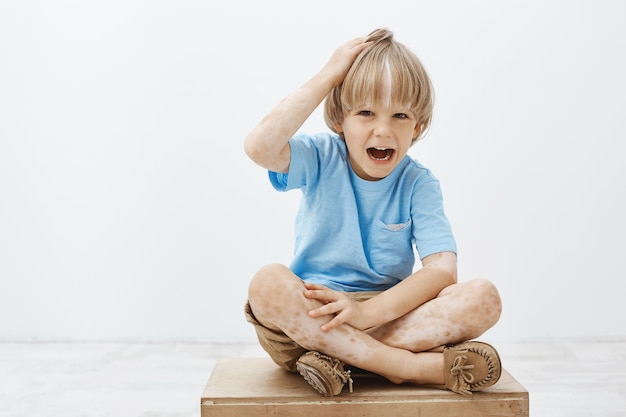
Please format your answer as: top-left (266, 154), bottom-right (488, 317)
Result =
top-left (247, 263), bottom-right (501, 384)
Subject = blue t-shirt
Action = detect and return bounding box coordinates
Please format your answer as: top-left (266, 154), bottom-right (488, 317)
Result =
top-left (269, 133), bottom-right (456, 292)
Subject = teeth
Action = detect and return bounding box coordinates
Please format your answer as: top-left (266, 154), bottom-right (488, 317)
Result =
top-left (368, 147), bottom-right (393, 161)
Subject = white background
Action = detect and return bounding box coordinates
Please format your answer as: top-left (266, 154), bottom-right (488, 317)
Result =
top-left (1, 0), bottom-right (624, 343)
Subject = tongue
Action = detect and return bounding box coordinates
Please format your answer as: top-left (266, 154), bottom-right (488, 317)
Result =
top-left (369, 148), bottom-right (389, 159)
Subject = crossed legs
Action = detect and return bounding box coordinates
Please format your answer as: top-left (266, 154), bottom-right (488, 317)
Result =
top-left (247, 263), bottom-right (502, 385)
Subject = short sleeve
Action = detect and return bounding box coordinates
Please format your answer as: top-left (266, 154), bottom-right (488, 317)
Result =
top-left (268, 133), bottom-right (339, 193)
top-left (410, 178), bottom-right (457, 259)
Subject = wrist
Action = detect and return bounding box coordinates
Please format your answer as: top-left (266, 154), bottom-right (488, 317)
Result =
top-left (358, 298), bottom-right (384, 330)
top-left (311, 67), bottom-right (342, 91)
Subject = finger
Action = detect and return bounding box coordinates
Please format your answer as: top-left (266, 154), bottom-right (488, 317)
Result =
top-left (303, 288), bottom-right (337, 303)
top-left (320, 312), bottom-right (348, 332)
top-left (303, 282), bottom-right (327, 291)
top-left (308, 301), bottom-right (340, 318)
top-left (350, 37), bottom-right (373, 49)
top-left (346, 36), bottom-right (366, 45)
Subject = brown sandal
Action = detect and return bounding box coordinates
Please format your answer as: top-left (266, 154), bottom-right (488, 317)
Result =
top-left (443, 341), bottom-right (502, 396)
top-left (296, 351), bottom-right (353, 397)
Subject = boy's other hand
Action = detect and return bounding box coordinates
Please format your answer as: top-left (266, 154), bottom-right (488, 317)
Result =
top-left (321, 37), bottom-right (373, 87)
top-left (303, 282), bottom-right (368, 331)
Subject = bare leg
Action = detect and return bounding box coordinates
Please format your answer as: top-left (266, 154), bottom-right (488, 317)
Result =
top-left (248, 263), bottom-right (501, 385)
top-left (367, 279), bottom-right (502, 352)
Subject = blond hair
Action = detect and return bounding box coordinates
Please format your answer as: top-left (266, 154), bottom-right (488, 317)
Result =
top-left (324, 29), bottom-right (434, 143)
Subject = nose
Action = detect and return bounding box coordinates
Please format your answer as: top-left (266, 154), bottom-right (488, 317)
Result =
top-left (374, 117), bottom-right (392, 138)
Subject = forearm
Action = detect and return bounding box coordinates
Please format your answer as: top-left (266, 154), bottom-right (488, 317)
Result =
top-left (244, 37), bottom-right (372, 173)
top-left (360, 255), bottom-right (457, 329)
top-left (244, 72), bottom-right (335, 172)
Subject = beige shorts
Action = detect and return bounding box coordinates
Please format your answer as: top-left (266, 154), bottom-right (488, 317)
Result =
top-left (244, 291), bottom-right (381, 372)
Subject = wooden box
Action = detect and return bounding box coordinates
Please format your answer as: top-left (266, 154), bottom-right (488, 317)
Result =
top-left (201, 357), bottom-right (529, 417)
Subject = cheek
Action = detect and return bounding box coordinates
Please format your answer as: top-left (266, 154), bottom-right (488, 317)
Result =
top-left (343, 130), bottom-right (367, 148)
top-left (343, 122), bottom-right (364, 136)
top-left (398, 133), bottom-right (414, 152)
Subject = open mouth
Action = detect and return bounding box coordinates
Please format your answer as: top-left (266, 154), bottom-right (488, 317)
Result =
top-left (367, 147), bottom-right (395, 161)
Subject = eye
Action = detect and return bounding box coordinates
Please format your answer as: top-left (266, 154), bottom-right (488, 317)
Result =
top-left (394, 113), bottom-right (409, 119)
top-left (357, 110), bottom-right (373, 117)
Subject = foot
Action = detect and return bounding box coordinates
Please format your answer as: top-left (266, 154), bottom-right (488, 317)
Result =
top-left (443, 341), bottom-right (502, 396)
top-left (296, 351), bottom-right (353, 397)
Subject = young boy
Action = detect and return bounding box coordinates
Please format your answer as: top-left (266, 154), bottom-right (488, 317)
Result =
top-left (244, 28), bottom-right (502, 397)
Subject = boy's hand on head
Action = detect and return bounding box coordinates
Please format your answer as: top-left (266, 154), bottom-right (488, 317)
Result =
top-left (244, 36), bottom-right (371, 173)
top-left (303, 282), bottom-right (368, 331)
top-left (321, 37), bottom-right (373, 87)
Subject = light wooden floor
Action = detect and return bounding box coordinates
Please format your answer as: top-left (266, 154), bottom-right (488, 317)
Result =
top-left (1, 340), bottom-right (624, 417)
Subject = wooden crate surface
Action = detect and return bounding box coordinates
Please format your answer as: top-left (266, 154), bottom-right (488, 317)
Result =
top-left (201, 357), bottom-right (529, 417)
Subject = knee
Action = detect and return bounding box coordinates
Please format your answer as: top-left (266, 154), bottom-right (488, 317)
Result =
top-left (471, 279), bottom-right (502, 325)
top-left (248, 263), bottom-right (294, 302)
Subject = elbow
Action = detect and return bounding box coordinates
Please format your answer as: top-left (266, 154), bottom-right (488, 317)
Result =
top-left (243, 134), bottom-right (259, 163)
top-left (244, 134), bottom-right (268, 167)
top-left (244, 135), bottom-right (290, 173)
top-left (445, 261), bottom-right (458, 286)
top-left (447, 263), bottom-right (458, 285)
top-left (436, 266), bottom-right (457, 288)
top-left (422, 251), bottom-right (457, 286)
top-left (448, 269), bottom-right (458, 286)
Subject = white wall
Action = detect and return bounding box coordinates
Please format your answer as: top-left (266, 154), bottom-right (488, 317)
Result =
top-left (1, 0), bottom-right (624, 342)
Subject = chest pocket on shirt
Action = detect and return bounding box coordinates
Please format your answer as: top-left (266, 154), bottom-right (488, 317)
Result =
top-left (368, 218), bottom-right (414, 279)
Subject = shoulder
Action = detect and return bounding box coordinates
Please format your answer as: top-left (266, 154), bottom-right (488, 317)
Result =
top-left (271, 132), bottom-right (348, 192)
top-left (291, 132), bottom-right (346, 156)
top-left (289, 132), bottom-right (348, 172)
top-left (392, 157), bottom-right (448, 209)
top-left (397, 156), bottom-right (441, 189)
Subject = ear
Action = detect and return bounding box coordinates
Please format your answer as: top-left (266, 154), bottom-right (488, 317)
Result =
top-left (333, 122), bottom-right (344, 134)
top-left (412, 123), bottom-right (422, 140)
